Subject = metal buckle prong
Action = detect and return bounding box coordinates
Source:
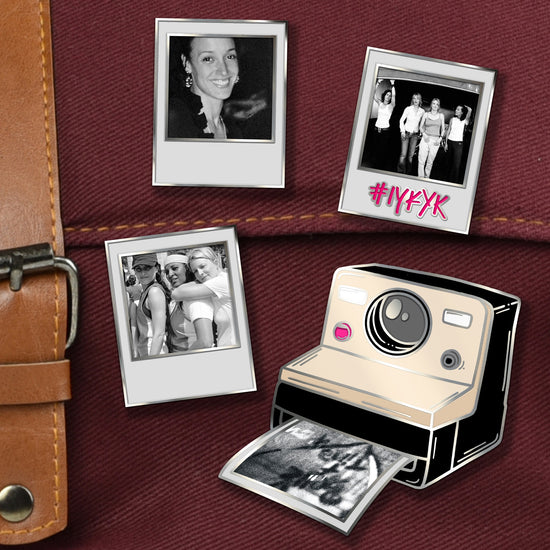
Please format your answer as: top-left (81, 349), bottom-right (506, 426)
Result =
top-left (0, 243), bottom-right (79, 349)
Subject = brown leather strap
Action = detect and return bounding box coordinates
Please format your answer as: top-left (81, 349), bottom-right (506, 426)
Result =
top-left (0, 361), bottom-right (71, 405)
top-left (0, 0), bottom-right (70, 544)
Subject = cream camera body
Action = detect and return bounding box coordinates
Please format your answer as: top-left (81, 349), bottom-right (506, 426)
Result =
top-left (272, 265), bottom-right (520, 488)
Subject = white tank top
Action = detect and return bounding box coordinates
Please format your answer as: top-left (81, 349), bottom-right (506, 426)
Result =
top-left (448, 118), bottom-right (466, 141)
top-left (375, 103), bottom-right (393, 128)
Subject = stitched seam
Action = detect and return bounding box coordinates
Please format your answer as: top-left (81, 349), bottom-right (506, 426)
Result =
top-left (474, 216), bottom-right (547, 226)
top-left (63, 213), bottom-right (550, 233)
top-left (39, 0), bottom-right (61, 361)
top-left (40, 0), bottom-right (61, 530)
top-left (0, 404), bottom-right (60, 536)
top-left (0, 520), bottom-right (58, 536)
top-left (63, 213), bottom-right (339, 233)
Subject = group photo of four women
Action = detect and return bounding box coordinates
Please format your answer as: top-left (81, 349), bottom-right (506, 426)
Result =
top-left (124, 246), bottom-right (236, 359)
top-left (363, 77), bottom-right (476, 184)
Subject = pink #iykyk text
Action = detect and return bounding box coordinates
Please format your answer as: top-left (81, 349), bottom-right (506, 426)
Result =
top-left (369, 182), bottom-right (449, 220)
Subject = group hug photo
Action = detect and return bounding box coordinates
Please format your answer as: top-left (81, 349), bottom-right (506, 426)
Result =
top-left (122, 244), bottom-right (236, 360)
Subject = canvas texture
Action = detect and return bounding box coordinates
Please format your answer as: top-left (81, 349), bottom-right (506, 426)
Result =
top-left (23, 0), bottom-right (550, 547)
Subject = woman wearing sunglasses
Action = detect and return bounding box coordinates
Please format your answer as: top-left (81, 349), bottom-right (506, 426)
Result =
top-left (130, 253), bottom-right (169, 358)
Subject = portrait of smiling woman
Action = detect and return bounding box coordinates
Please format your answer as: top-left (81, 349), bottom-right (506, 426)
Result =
top-left (168, 36), bottom-right (240, 139)
top-left (167, 35), bottom-right (274, 140)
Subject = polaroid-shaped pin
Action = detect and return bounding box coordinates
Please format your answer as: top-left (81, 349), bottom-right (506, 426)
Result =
top-left (339, 48), bottom-right (497, 234)
top-left (153, 18), bottom-right (287, 188)
top-left (105, 226), bottom-right (256, 406)
top-left (221, 265), bottom-right (520, 534)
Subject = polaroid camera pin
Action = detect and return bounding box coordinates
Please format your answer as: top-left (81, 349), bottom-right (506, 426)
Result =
top-left (221, 264), bottom-right (520, 535)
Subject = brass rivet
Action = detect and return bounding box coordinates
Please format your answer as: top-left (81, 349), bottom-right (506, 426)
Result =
top-left (0, 485), bottom-right (34, 522)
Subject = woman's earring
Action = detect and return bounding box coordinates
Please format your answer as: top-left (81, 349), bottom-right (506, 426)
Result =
top-left (234, 75), bottom-right (240, 84)
top-left (185, 72), bottom-right (193, 88)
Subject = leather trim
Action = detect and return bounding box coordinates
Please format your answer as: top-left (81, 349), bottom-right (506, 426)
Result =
top-left (0, 361), bottom-right (71, 405)
top-left (0, 403), bottom-right (67, 544)
top-left (0, 0), bottom-right (70, 544)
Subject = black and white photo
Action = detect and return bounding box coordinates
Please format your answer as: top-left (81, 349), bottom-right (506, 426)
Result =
top-left (153, 19), bottom-right (287, 187)
top-left (106, 227), bottom-right (256, 406)
top-left (340, 48), bottom-right (496, 234)
top-left (360, 68), bottom-right (480, 185)
top-left (167, 35), bottom-right (274, 141)
top-left (123, 243), bottom-right (236, 359)
top-left (220, 419), bottom-right (410, 534)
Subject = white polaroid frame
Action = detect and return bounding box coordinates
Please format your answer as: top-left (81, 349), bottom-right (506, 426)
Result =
top-left (105, 226), bottom-right (256, 407)
top-left (220, 418), bottom-right (410, 534)
top-left (153, 19), bottom-right (287, 188)
top-left (339, 48), bottom-right (497, 234)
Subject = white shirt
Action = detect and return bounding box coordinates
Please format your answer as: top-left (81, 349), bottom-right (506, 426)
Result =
top-left (448, 117), bottom-right (467, 142)
top-left (203, 271), bottom-right (235, 347)
top-left (399, 105), bottom-right (424, 133)
top-left (168, 299), bottom-right (213, 350)
top-left (375, 103), bottom-right (394, 129)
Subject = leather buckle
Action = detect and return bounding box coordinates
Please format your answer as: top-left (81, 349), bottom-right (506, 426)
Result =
top-left (0, 243), bottom-right (79, 348)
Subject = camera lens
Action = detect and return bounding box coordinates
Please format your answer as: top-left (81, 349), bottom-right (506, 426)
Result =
top-left (366, 291), bottom-right (430, 355)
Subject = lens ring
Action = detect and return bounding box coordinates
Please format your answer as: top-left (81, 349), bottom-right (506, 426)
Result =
top-left (441, 349), bottom-right (461, 370)
top-left (366, 290), bottom-right (430, 355)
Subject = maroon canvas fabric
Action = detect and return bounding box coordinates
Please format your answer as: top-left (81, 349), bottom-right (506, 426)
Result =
top-left (22, 0), bottom-right (550, 547)
top-left (53, 1), bottom-right (549, 245)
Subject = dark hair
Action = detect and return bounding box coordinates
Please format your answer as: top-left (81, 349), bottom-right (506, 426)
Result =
top-left (125, 274), bottom-right (137, 287)
top-left (174, 36), bottom-right (240, 63)
top-left (381, 89), bottom-right (392, 102)
top-left (169, 36), bottom-right (240, 98)
top-left (180, 37), bottom-right (194, 61)
top-left (156, 277), bottom-right (172, 306)
top-left (455, 104), bottom-right (467, 121)
top-left (165, 250), bottom-right (195, 283)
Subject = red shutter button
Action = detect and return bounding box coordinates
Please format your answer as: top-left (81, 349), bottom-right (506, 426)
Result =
top-left (334, 322), bottom-right (352, 342)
